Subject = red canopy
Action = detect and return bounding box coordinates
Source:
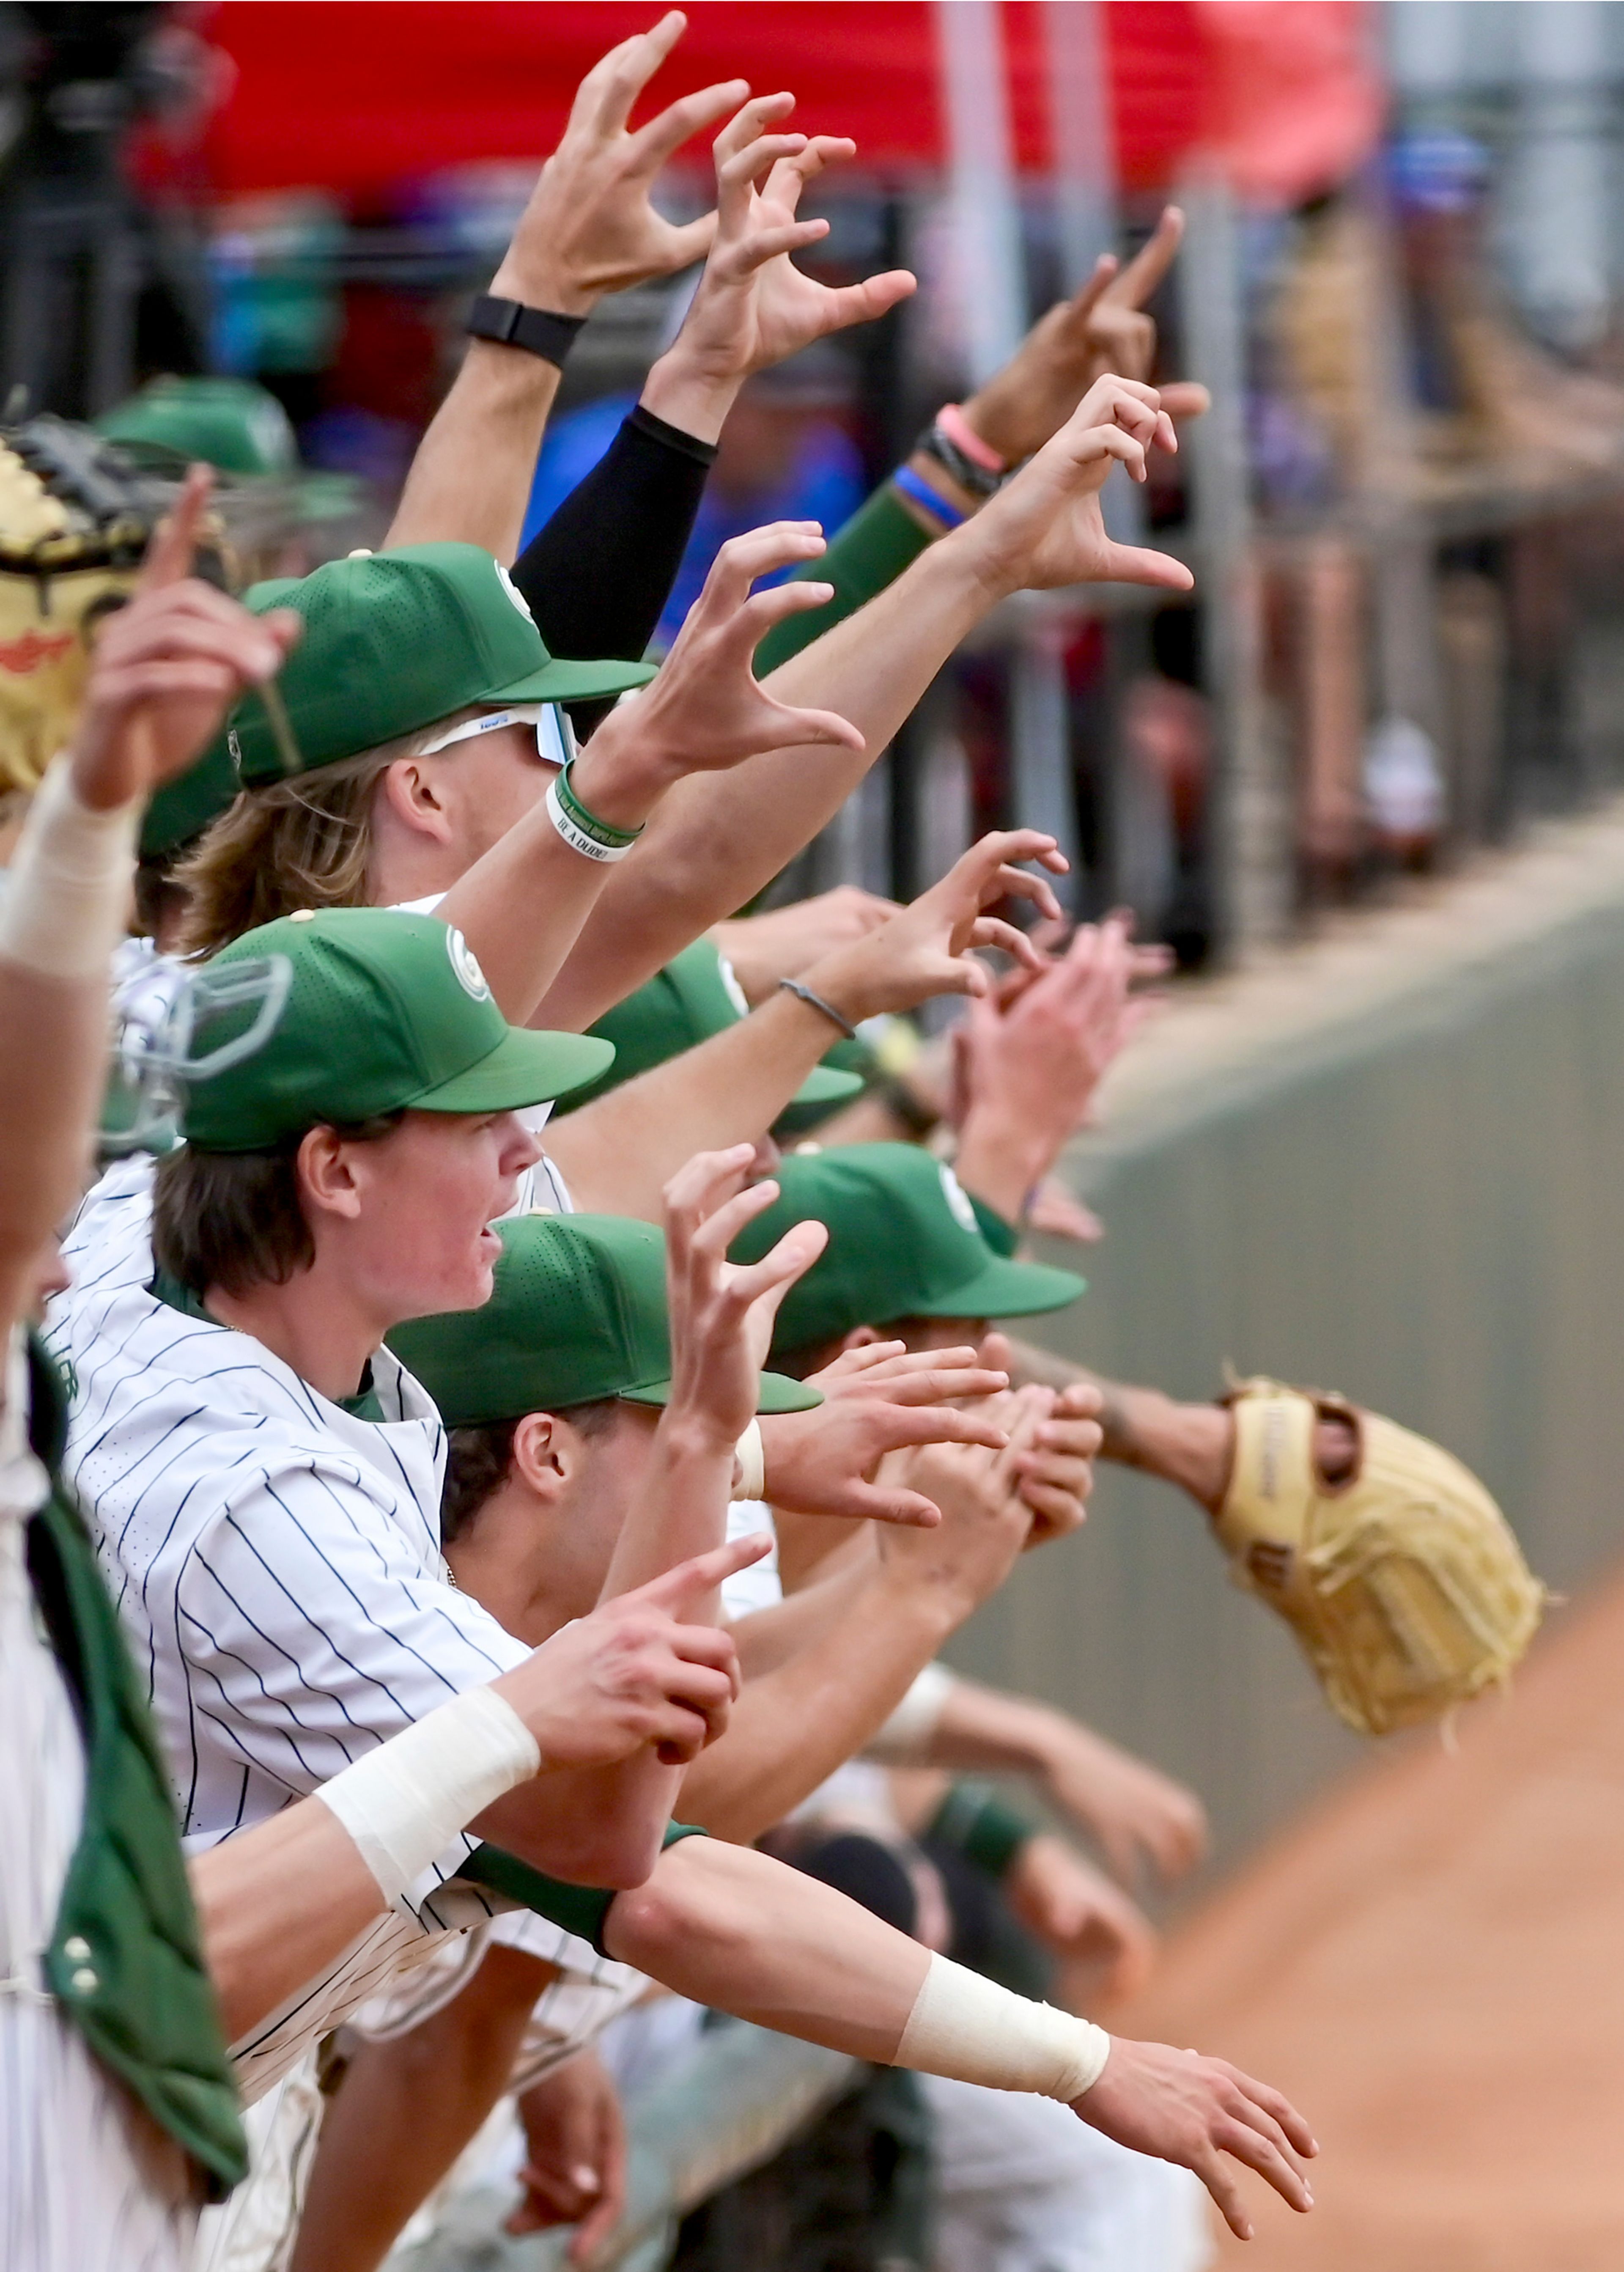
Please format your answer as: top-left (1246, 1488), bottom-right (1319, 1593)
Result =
top-left (196, 1), bottom-right (1383, 208)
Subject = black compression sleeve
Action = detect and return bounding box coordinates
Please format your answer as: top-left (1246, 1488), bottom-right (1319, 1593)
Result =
top-left (511, 404), bottom-right (717, 666)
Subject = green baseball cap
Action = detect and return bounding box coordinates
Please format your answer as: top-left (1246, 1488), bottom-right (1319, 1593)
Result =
top-left (556, 940), bottom-right (863, 1118)
top-left (96, 376), bottom-right (302, 477)
top-left (731, 1143), bottom-right (1086, 1355)
top-left (389, 1210), bottom-right (822, 1423)
top-left (181, 906), bottom-right (614, 1152)
top-left (211, 541), bottom-right (658, 788)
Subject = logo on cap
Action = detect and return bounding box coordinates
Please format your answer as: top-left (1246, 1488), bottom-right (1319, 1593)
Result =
top-left (938, 1162), bottom-right (980, 1236)
top-left (447, 927), bottom-right (491, 1002)
top-left (495, 560), bottom-right (538, 628)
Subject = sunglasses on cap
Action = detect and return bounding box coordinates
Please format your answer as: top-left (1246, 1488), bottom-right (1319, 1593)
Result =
top-left (414, 703), bottom-right (576, 766)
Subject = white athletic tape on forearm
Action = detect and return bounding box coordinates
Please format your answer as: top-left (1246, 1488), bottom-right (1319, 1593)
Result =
top-left (892, 1951), bottom-right (1111, 2102)
top-left (0, 759), bottom-right (140, 983)
top-left (864, 1662), bottom-right (958, 1764)
top-left (735, 1418), bottom-right (765, 1504)
top-left (313, 1684), bottom-right (542, 1908)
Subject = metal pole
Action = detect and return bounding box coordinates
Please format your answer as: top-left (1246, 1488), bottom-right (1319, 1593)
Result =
top-left (1179, 174), bottom-right (1291, 957)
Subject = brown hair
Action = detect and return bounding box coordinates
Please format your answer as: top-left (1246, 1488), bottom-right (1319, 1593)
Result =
top-left (151, 1113), bottom-right (405, 1299)
top-left (171, 707), bottom-right (484, 957)
top-left (441, 1401), bottom-right (623, 1547)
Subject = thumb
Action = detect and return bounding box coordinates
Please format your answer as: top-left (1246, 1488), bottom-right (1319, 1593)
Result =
top-left (1096, 541), bottom-right (1194, 593)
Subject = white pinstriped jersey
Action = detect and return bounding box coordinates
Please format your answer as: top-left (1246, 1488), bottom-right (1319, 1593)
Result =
top-left (0, 1328), bottom-right (198, 2271)
top-left (46, 1160), bottom-right (629, 2106)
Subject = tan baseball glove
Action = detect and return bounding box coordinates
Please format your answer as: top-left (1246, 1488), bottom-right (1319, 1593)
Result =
top-left (1216, 1376), bottom-right (1546, 1736)
top-left (0, 417), bottom-right (167, 793)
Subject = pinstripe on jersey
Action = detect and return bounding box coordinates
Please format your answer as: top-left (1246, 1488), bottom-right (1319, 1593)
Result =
top-left (44, 1161), bottom-right (634, 2103)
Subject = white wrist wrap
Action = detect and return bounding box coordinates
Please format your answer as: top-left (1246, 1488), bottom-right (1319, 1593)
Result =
top-left (735, 1418), bottom-right (765, 1503)
top-left (0, 759), bottom-right (140, 983)
top-left (893, 1952), bottom-right (1111, 2102)
top-left (313, 1684), bottom-right (542, 1907)
top-left (864, 1662), bottom-right (958, 1764)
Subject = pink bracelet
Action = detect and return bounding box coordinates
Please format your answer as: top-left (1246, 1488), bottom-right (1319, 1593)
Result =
top-left (937, 404), bottom-right (1007, 475)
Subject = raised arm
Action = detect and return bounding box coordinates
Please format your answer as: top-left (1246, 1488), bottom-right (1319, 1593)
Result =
top-left (544, 830), bottom-right (1068, 1217)
top-left (535, 379), bottom-right (1194, 1030)
top-left (384, 14), bottom-right (739, 561)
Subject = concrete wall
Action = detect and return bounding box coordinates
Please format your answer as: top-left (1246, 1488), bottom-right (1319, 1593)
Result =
top-left (943, 891), bottom-right (1624, 1886)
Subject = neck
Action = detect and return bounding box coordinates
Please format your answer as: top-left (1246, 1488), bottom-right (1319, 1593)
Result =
top-left (447, 1481), bottom-right (597, 1646)
top-left (207, 1260), bottom-right (386, 1406)
top-left (368, 829), bottom-right (464, 911)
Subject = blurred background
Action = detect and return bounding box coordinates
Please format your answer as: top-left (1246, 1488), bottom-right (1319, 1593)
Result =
top-left (16, 8), bottom-right (1624, 2262)
top-left (19, 0), bottom-right (1624, 961)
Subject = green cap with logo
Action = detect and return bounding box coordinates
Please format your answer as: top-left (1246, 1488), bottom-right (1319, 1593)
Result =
top-left (144, 543), bottom-right (660, 858)
top-left (731, 1142), bottom-right (1086, 1355)
top-left (556, 940), bottom-right (863, 1118)
top-left (389, 1210), bottom-right (822, 1423)
top-left (96, 376), bottom-right (301, 477)
top-left (181, 906), bottom-right (614, 1153)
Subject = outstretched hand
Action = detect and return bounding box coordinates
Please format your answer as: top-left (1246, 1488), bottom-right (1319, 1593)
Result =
top-left (960, 206), bottom-right (1210, 467)
top-left (663, 96), bottom-right (916, 399)
top-left (68, 467), bottom-right (299, 813)
top-left (759, 1345), bottom-right (1014, 1528)
top-left (798, 830), bottom-right (1073, 1025)
top-left (966, 377), bottom-right (1195, 599)
top-left (491, 12), bottom-right (743, 313)
top-left (1076, 2038), bottom-right (1317, 2241)
top-left (662, 1144), bottom-right (827, 1451)
top-left (491, 1533), bottom-right (767, 1771)
top-left (572, 520), bottom-right (865, 828)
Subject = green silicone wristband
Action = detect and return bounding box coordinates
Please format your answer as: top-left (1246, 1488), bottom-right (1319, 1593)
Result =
top-left (555, 758), bottom-right (644, 849)
top-left (925, 1780), bottom-right (1041, 1882)
top-left (752, 484), bottom-right (934, 677)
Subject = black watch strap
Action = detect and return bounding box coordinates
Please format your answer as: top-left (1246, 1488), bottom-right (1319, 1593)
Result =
top-left (467, 294), bottom-right (587, 369)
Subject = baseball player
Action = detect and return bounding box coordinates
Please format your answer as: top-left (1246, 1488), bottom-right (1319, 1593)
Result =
top-left (0, 476), bottom-right (757, 2272)
top-left (280, 1165), bottom-right (1315, 2267)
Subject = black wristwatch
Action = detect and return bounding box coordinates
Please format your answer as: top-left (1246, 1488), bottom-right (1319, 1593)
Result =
top-left (466, 294), bottom-right (587, 371)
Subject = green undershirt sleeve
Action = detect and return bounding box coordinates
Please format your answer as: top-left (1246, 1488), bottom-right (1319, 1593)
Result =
top-left (458, 1820), bottom-right (708, 1958)
top-left (752, 483), bottom-right (935, 677)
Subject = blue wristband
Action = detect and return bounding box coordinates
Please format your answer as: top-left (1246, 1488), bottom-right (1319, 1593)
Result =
top-left (892, 463), bottom-right (967, 530)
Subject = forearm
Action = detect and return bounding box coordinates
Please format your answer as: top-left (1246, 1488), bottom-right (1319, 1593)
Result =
top-left (532, 539), bottom-right (1004, 1031)
top-left (288, 1942), bottom-right (551, 2272)
top-left (0, 964), bottom-right (105, 1326)
top-left (473, 1758), bottom-right (681, 1890)
top-left (599, 1425), bottom-right (736, 1607)
top-left (677, 1573), bottom-right (957, 1844)
top-left (512, 404), bottom-right (716, 674)
top-left (191, 1801), bottom-right (388, 2043)
top-left (544, 989), bottom-right (850, 1214)
top-left (954, 1104), bottom-right (1061, 1227)
top-left (0, 760), bottom-right (142, 1329)
top-left (917, 1676), bottom-right (1079, 1781)
top-left (384, 341), bottom-right (562, 563)
top-left (727, 1549), bottom-right (875, 1679)
top-left (604, 1835), bottom-right (929, 2060)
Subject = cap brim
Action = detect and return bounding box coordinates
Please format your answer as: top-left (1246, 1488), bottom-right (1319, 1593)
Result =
top-left (413, 1027), bottom-right (616, 1114)
top-left (623, 1368), bottom-right (823, 1415)
top-left (911, 1254), bottom-right (1086, 1321)
top-left (488, 657), bottom-right (658, 707)
top-left (793, 1065), bottom-right (864, 1107)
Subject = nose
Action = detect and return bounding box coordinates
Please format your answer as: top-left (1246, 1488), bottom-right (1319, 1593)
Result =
top-left (498, 1112), bottom-right (545, 1175)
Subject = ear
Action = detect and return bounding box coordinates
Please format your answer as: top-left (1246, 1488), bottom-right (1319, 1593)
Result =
top-left (842, 1325), bottom-right (885, 1352)
top-left (509, 1411), bottom-right (573, 1503)
top-left (378, 754), bottom-right (455, 848)
top-left (296, 1125), bottom-right (366, 1224)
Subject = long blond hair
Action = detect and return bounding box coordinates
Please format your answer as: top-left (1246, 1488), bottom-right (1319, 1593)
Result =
top-left (173, 708), bottom-right (480, 957)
